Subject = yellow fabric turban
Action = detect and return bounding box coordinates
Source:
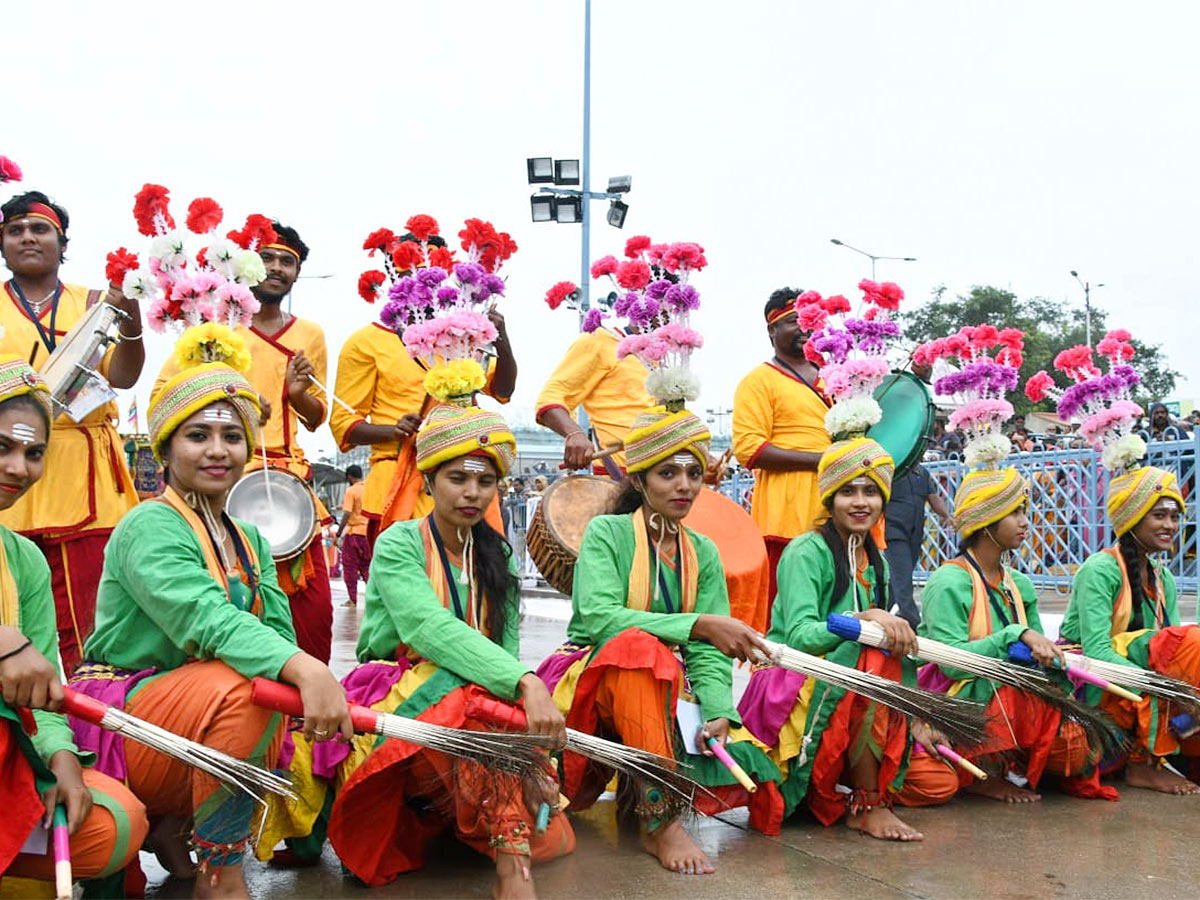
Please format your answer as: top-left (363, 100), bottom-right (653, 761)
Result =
top-left (1107, 466), bottom-right (1185, 537)
top-left (817, 437), bottom-right (895, 504)
top-left (954, 467), bottom-right (1029, 537)
top-left (624, 406), bottom-right (711, 474)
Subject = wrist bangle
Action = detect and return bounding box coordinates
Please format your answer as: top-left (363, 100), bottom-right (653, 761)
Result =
top-left (0, 638), bottom-right (33, 663)
top-left (120, 329), bottom-right (143, 341)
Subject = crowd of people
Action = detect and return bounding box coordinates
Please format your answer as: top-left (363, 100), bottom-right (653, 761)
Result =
top-left (2, 185), bottom-right (1199, 900)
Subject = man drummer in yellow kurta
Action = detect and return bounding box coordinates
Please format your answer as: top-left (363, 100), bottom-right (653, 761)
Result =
top-left (0, 190), bottom-right (144, 675)
top-left (153, 216), bottom-right (335, 663)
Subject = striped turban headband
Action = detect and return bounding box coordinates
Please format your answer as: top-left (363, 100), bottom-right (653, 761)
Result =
top-left (954, 467), bottom-right (1029, 538)
top-left (415, 404), bottom-right (517, 478)
top-left (624, 406), bottom-right (711, 474)
top-left (817, 437), bottom-right (895, 504)
top-left (1107, 466), bottom-right (1185, 537)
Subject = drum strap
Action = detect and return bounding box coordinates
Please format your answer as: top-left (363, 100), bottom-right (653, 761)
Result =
top-left (769, 357), bottom-right (830, 407)
top-left (421, 514), bottom-right (488, 634)
top-left (6, 279), bottom-right (63, 354)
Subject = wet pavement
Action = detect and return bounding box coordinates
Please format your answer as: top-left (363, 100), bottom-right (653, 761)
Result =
top-left (138, 582), bottom-right (1200, 899)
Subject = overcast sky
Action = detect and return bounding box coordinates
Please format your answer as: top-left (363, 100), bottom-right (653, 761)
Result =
top-left (6, 1), bottom-right (1197, 461)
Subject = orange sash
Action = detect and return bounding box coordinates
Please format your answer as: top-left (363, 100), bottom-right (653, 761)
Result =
top-left (627, 512), bottom-right (698, 614)
top-left (949, 557), bottom-right (1027, 640)
top-left (1102, 546), bottom-right (1166, 637)
top-left (418, 515), bottom-right (490, 634)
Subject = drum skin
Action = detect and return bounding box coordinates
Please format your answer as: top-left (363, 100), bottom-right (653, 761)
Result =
top-left (527, 475), bottom-right (770, 632)
top-left (867, 371), bottom-right (935, 476)
top-left (226, 467), bottom-right (318, 561)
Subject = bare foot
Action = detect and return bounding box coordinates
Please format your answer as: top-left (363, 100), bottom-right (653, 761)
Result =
top-left (965, 778), bottom-right (1043, 804)
top-left (493, 853), bottom-right (537, 900)
top-left (846, 806), bottom-right (925, 842)
top-left (639, 818), bottom-right (715, 874)
top-left (1124, 761), bottom-right (1200, 795)
top-left (194, 863), bottom-right (250, 900)
top-left (148, 815), bottom-right (197, 878)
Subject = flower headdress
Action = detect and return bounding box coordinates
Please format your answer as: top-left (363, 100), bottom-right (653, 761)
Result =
top-left (547, 235), bottom-right (707, 410)
top-left (1025, 330), bottom-right (1143, 472)
top-left (104, 185), bottom-right (264, 372)
top-left (914, 324), bottom-right (1025, 469)
top-left (362, 214), bottom-right (516, 404)
top-left (804, 279), bottom-right (904, 439)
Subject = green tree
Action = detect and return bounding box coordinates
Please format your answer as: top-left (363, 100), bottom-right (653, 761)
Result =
top-left (901, 285), bottom-right (1178, 415)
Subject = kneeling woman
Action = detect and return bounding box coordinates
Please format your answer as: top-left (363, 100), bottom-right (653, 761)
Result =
top-left (73, 349), bottom-right (351, 898)
top-left (323, 405), bottom-right (574, 897)
top-left (0, 356), bottom-right (148, 890)
top-left (919, 469), bottom-right (1112, 802)
top-left (739, 438), bottom-right (959, 841)
top-left (1061, 466), bottom-right (1200, 794)
top-left (538, 407), bottom-right (778, 876)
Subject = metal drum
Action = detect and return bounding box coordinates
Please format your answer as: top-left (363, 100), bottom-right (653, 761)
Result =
top-left (40, 301), bottom-right (124, 421)
top-left (226, 468), bottom-right (318, 561)
top-left (867, 371), bottom-right (935, 476)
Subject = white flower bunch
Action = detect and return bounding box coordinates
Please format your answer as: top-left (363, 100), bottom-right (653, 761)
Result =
top-left (645, 367), bottom-right (700, 404)
top-left (825, 395), bottom-right (881, 438)
top-left (1101, 433), bottom-right (1147, 473)
top-left (964, 432), bottom-right (1012, 469)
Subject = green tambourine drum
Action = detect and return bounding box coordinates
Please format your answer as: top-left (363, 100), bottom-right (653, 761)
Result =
top-left (866, 371), bottom-right (935, 476)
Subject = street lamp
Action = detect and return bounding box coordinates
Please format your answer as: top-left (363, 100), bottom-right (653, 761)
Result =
top-left (829, 238), bottom-right (917, 281)
top-left (706, 406), bottom-right (732, 437)
top-left (1070, 270), bottom-right (1106, 347)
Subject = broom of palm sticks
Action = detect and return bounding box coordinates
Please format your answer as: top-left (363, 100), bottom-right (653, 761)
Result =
top-left (751, 639), bottom-right (990, 747)
top-left (827, 614), bottom-right (1129, 757)
top-left (59, 686), bottom-right (296, 800)
top-left (250, 678), bottom-right (555, 777)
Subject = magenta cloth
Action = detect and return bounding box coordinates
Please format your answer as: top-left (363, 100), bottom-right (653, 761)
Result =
top-left (534, 643), bottom-right (592, 693)
top-left (66, 663), bottom-right (157, 782)
top-left (342, 534), bottom-right (371, 604)
top-left (304, 659), bottom-right (412, 778)
top-left (737, 666), bottom-right (806, 747)
top-left (916, 663), bottom-right (955, 694)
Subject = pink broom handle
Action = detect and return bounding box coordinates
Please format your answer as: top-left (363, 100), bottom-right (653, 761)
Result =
top-left (705, 737), bottom-right (757, 793)
top-left (250, 677), bottom-right (383, 735)
top-left (53, 805), bottom-right (71, 900)
top-left (915, 742), bottom-right (988, 780)
top-left (1066, 666), bottom-right (1142, 702)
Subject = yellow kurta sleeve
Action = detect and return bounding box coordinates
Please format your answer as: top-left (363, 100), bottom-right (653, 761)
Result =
top-left (732, 367), bottom-right (773, 468)
top-left (535, 332), bottom-right (608, 418)
top-left (330, 327), bottom-right (378, 452)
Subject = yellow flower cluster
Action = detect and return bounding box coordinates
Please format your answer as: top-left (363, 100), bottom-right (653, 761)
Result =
top-left (424, 357), bottom-right (486, 402)
top-left (173, 322), bottom-right (252, 373)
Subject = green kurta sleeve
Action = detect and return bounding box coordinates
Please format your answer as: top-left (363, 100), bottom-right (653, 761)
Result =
top-left (767, 534), bottom-right (842, 655)
top-left (87, 503), bottom-right (301, 679)
top-left (357, 521), bottom-right (528, 701)
top-left (681, 533), bottom-right (739, 725)
top-left (568, 516), bottom-right (697, 647)
top-left (919, 564), bottom-right (1033, 677)
top-left (1064, 553), bottom-right (1143, 669)
top-left (9, 529), bottom-right (87, 765)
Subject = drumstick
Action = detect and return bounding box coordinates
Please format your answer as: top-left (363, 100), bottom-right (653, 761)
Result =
top-left (306, 373), bottom-right (356, 416)
top-left (558, 443), bottom-right (624, 470)
top-left (260, 436), bottom-right (274, 511)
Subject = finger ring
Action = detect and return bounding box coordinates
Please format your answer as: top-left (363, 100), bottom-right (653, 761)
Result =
top-left (314, 728), bottom-right (329, 737)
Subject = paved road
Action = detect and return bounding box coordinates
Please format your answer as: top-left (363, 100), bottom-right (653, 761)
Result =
top-left (137, 581), bottom-right (1200, 899)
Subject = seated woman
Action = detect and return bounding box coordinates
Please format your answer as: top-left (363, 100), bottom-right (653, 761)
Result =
top-left (71, 344), bottom-right (351, 899)
top-left (1061, 466), bottom-right (1200, 794)
top-left (309, 405), bottom-right (574, 898)
top-left (919, 469), bottom-right (1113, 801)
top-left (738, 437), bottom-right (959, 841)
top-left (0, 356), bottom-right (148, 892)
top-left (538, 406), bottom-right (779, 876)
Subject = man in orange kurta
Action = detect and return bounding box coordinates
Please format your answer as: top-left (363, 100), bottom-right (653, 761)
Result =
top-left (732, 288), bottom-right (831, 601)
top-left (153, 221), bottom-right (335, 663)
top-left (330, 233), bottom-right (518, 547)
top-left (0, 191), bottom-right (145, 674)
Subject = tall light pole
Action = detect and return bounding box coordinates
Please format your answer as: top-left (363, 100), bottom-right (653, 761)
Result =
top-left (1070, 270), bottom-right (1105, 347)
top-left (829, 238), bottom-right (916, 280)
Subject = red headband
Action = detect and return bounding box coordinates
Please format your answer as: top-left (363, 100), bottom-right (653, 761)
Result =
top-left (261, 242), bottom-right (301, 262)
top-left (766, 304), bottom-right (797, 327)
top-left (18, 202), bottom-right (63, 234)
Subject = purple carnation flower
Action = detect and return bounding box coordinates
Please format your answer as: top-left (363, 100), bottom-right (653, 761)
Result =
top-left (436, 285), bottom-right (459, 304)
top-left (582, 308), bottom-right (606, 333)
top-left (613, 291), bottom-right (638, 317)
top-left (379, 299), bottom-right (407, 331)
top-left (482, 274), bottom-right (506, 296)
top-left (416, 267), bottom-right (447, 288)
top-left (645, 279), bottom-right (672, 302)
top-left (811, 328), bottom-right (854, 363)
top-left (664, 284), bottom-right (700, 314)
top-left (454, 262), bottom-right (486, 286)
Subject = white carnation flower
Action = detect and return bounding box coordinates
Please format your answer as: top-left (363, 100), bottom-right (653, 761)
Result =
top-left (645, 367), bottom-right (700, 404)
top-left (965, 433), bottom-right (1011, 468)
top-left (150, 231), bottom-right (187, 270)
top-left (1102, 434), bottom-right (1147, 472)
top-left (233, 249), bottom-right (266, 286)
top-left (204, 238), bottom-right (237, 279)
top-left (121, 270), bottom-right (156, 301)
top-left (825, 396), bottom-right (881, 438)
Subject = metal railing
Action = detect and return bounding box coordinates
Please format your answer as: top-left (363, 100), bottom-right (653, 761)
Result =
top-left (718, 435), bottom-right (1199, 595)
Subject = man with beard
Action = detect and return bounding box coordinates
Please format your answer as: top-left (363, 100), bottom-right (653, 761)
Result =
top-left (153, 218), bottom-right (334, 663)
top-left (732, 288), bottom-right (831, 599)
top-left (0, 190), bottom-right (145, 675)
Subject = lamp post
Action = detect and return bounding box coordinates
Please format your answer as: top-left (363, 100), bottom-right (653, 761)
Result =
top-left (829, 238), bottom-right (916, 280)
top-left (1070, 270), bottom-right (1106, 347)
top-left (526, 0), bottom-right (632, 312)
top-left (706, 406), bottom-right (732, 437)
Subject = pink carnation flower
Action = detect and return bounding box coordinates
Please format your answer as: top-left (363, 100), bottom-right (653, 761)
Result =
top-left (590, 255), bottom-right (619, 279)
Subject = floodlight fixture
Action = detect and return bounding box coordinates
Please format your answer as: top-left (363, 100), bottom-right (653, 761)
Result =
top-left (607, 175), bottom-right (633, 193)
top-left (527, 157), bottom-right (554, 184)
top-left (554, 196), bottom-right (582, 223)
top-left (530, 194), bottom-right (556, 223)
top-left (554, 159), bottom-right (581, 185)
top-left (606, 200), bottom-right (629, 229)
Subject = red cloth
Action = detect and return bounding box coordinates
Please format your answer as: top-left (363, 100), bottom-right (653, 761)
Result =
top-left (764, 535), bottom-right (790, 619)
top-left (342, 533), bottom-right (371, 605)
top-left (32, 532), bottom-right (110, 678)
top-left (279, 540), bottom-right (333, 664)
top-left (0, 721), bottom-right (43, 874)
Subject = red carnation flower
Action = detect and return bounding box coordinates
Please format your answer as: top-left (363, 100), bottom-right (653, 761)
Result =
top-left (803, 339), bottom-right (826, 367)
top-left (185, 197), bottom-right (223, 234)
top-left (362, 228), bottom-right (397, 257)
top-left (1105, 328), bottom-right (1132, 342)
top-left (358, 270), bottom-right (386, 304)
top-left (1053, 345), bottom-right (1095, 373)
top-left (0, 156), bottom-right (22, 183)
top-left (997, 327), bottom-right (1025, 351)
top-left (624, 235), bottom-right (652, 259)
top-left (797, 304), bottom-right (827, 332)
top-left (1025, 371), bottom-right (1054, 402)
top-left (590, 255), bottom-right (619, 279)
top-left (428, 246), bottom-right (457, 270)
top-left (132, 184), bottom-right (175, 237)
top-left (392, 241), bottom-right (425, 273)
top-left (544, 281), bottom-right (578, 310)
top-left (971, 323), bottom-right (999, 349)
top-left (616, 260), bottom-right (651, 291)
top-left (945, 333), bottom-right (969, 357)
top-left (404, 214), bottom-right (439, 242)
top-left (459, 218), bottom-right (499, 254)
top-left (227, 214), bottom-right (277, 250)
top-left (820, 294), bottom-right (851, 315)
top-left (104, 248), bottom-right (139, 287)
top-left (196, 247), bottom-right (209, 268)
